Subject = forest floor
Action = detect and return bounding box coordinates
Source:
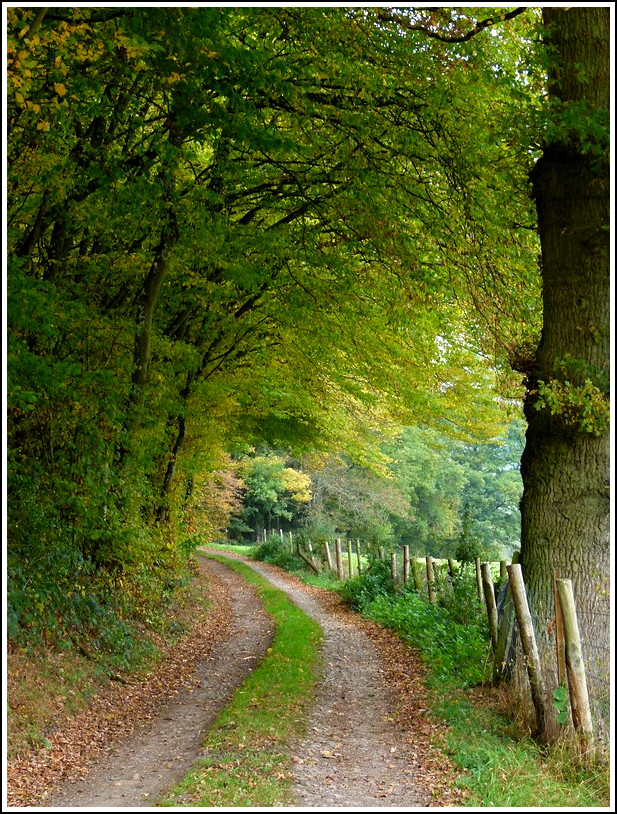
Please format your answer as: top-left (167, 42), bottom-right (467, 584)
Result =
top-left (6, 551), bottom-right (466, 809)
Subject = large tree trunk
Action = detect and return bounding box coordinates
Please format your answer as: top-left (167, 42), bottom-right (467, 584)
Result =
top-left (520, 7), bottom-right (610, 744)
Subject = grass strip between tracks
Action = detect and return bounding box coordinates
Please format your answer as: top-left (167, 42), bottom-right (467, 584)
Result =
top-left (158, 555), bottom-right (323, 807)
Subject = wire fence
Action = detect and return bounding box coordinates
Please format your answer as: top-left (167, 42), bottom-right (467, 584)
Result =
top-left (259, 531), bottom-right (611, 750)
top-left (518, 591), bottom-right (611, 747)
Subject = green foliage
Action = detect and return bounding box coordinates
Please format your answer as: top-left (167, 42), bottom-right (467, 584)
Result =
top-left (337, 547), bottom-right (489, 686)
top-left (293, 517), bottom-right (337, 550)
top-left (535, 378), bottom-right (610, 435)
top-left (386, 422), bottom-right (524, 559)
top-left (253, 535), bottom-right (306, 573)
top-left (362, 589), bottom-right (489, 687)
top-left (454, 534), bottom-right (482, 567)
top-left (337, 559), bottom-right (397, 612)
top-left (552, 685), bottom-right (570, 726)
top-left (434, 567), bottom-right (488, 627)
top-left (229, 452), bottom-right (312, 540)
top-left (6, 5), bottom-right (537, 654)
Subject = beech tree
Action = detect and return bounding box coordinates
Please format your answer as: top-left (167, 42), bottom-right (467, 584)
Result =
top-left (7, 7), bottom-right (507, 638)
top-left (518, 7), bottom-right (610, 741)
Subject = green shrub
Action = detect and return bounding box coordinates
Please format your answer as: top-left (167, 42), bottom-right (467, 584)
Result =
top-left (434, 567), bottom-right (487, 626)
top-left (253, 536), bottom-right (305, 572)
top-left (337, 559), bottom-right (396, 611)
top-left (358, 588), bottom-right (489, 686)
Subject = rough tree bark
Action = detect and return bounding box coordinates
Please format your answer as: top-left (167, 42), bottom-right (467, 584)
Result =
top-left (520, 7), bottom-right (610, 743)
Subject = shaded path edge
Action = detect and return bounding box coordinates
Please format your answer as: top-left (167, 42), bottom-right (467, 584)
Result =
top-left (7, 556), bottom-right (275, 808)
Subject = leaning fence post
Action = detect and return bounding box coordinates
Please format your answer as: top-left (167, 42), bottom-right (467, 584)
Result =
top-left (324, 541), bottom-right (333, 572)
top-left (507, 563), bottom-right (550, 738)
top-left (426, 555), bottom-right (436, 602)
top-left (403, 545), bottom-right (410, 586)
top-left (481, 562), bottom-right (499, 651)
top-left (335, 538), bottom-right (344, 581)
top-left (475, 557), bottom-right (483, 601)
top-left (555, 578), bottom-right (593, 746)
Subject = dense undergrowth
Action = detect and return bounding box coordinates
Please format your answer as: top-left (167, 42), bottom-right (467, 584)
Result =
top-left (341, 563), bottom-right (489, 687)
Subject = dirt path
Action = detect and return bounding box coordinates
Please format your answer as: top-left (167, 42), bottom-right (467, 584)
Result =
top-left (235, 555), bottom-right (431, 807)
top-left (9, 552), bottom-right (462, 808)
top-left (16, 559), bottom-right (274, 809)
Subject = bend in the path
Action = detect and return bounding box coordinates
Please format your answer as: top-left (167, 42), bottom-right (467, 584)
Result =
top-left (212, 552), bottom-right (431, 808)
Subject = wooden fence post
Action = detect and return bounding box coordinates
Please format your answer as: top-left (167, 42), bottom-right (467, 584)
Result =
top-left (347, 540), bottom-right (354, 578)
top-left (391, 551), bottom-right (397, 584)
top-left (335, 538), bottom-right (344, 581)
top-left (324, 541), bottom-right (333, 572)
top-left (448, 558), bottom-right (456, 580)
top-left (553, 571), bottom-right (566, 686)
top-left (507, 563), bottom-right (550, 738)
top-left (475, 557), bottom-right (483, 601)
top-left (481, 562), bottom-right (499, 651)
top-left (288, 531), bottom-right (294, 552)
top-left (356, 540), bottom-right (362, 576)
top-left (411, 558), bottom-right (421, 592)
top-left (378, 545), bottom-right (385, 562)
top-left (556, 578), bottom-right (593, 745)
top-left (500, 560), bottom-right (507, 583)
top-left (403, 545), bottom-right (410, 586)
top-left (297, 548), bottom-right (321, 574)
top-left (426, 556), bottom-right (435, 602)
top-left (307, 540), bottom-right (320, 571)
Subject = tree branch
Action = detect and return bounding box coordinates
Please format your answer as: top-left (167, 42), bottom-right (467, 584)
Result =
top-left (377, 8), bottom-right (529, 43)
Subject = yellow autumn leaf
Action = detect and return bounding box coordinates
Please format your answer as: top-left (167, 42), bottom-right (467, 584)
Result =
top-left (36, 120), bottom-right (50, 131)
top-left (54, 82), bottom-right (67, 97)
